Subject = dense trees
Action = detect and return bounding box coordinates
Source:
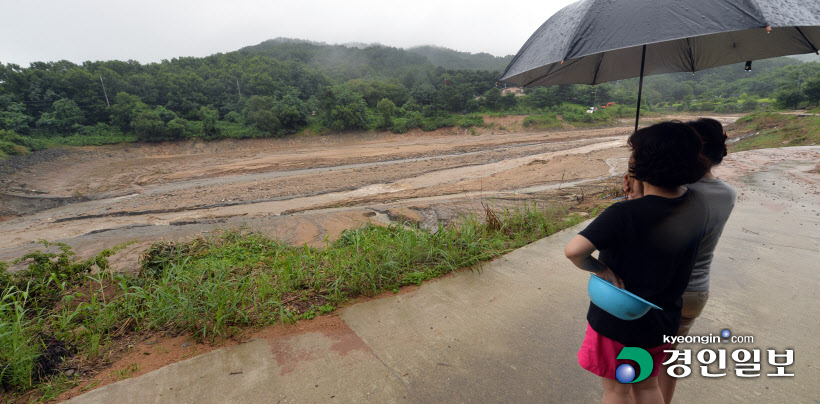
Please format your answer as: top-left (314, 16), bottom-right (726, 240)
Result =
top-left (109, 92), bottom-right (147, 131)
top-left (0, 38), bottom-right (818, 158)
top-left (320, 85), bottom-right (369, 130)
top-left (376, 98), bottom-right (396, 128)
top-left (773, 89), bottom-right (804, 109)
top-left (35, 99), bottom-right (84, 134)
top-left (0, 94), bottom-right (32, 133)
top-left (804, 78), bottom-right (820, 105)
top-left (245, 96), bottom-right (279, 133)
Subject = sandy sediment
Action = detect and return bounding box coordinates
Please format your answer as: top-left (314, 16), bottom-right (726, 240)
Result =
top-left (0, 114), bottom-right (755, 270)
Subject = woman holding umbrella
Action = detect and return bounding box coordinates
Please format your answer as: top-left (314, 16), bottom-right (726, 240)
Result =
top-left (656, 118), bottom-right (736, 403)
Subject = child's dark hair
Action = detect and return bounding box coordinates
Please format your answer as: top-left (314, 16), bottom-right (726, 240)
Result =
top-left (628, 121), bottom-right (709, 189)
top-left (687, 118), bottom-right (728, 166)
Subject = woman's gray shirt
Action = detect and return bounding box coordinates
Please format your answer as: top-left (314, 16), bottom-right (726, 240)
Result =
top-left (686, 178), bottom-right (736, 291)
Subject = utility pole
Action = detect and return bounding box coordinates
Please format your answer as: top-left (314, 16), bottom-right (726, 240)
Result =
top-left (592, 86), bottom-right (597, 110)
top-left (236, 79), bottom-right (241, 100)
top-left (100, 76), bottom-right (110, 107)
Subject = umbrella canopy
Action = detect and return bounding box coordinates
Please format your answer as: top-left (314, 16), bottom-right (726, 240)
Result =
top-left (501, 0), bottom-right (820, 87)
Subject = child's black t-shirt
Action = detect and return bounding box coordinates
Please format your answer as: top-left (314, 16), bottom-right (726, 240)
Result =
top-left (579, 190), bottom-right (709, 348)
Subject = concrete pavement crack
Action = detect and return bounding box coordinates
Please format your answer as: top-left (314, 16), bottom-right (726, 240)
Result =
top-left (343, 323), bottom-right (420, 403)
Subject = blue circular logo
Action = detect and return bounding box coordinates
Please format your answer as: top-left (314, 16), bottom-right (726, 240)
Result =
top-left (616, 364), bottom-right (636, 383)
top-left (721, 329), bottom-right (731, 338)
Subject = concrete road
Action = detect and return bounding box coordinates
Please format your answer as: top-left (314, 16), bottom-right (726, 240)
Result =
top-left (64, 147), bottom-right (820, 403)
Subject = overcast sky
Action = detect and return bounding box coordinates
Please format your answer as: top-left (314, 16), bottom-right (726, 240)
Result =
top-left (1, 0), bottom-right (577, 66)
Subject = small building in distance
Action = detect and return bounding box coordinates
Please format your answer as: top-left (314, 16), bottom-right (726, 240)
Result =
top-left (500, 86), bottom-right (525, 97)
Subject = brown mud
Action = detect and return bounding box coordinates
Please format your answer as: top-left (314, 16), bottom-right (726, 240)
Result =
top-left (0, 114), bottom-right (744, 271)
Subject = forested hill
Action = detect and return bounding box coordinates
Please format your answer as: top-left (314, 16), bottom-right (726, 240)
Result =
top-left (237, 38), bottom-right (513, 74)
top-left (1, 36), bottom-right (819, 159)
top-left (406, 46), bottom-right (513, 71)
top-left (237, 38), bottom-right (432, 80)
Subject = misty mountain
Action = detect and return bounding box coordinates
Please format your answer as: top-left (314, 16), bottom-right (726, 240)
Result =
top-left (236, 38), bottom-right (431, 80)
top-left (407, 45), bottom-right (513, 72)
top-left (237, 38), bottom-right (512, 77)
top-left (788, 53), bottom-right (820, 63)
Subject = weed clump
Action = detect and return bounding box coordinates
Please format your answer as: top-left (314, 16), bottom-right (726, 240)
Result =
top-left (1, 241), bottom-right (129, 395)
top-left (139, 239), bottom-right (207, 279)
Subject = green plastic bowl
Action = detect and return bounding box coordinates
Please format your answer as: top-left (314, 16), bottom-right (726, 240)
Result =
top-left (588, 274), bottom-right (662, 320)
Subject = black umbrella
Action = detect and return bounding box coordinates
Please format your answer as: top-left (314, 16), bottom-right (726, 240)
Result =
top-left (500, 0), bottom-right (820, 131)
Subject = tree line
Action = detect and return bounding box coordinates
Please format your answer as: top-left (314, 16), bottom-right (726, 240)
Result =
top-left (1, 39), bottom-right (819, 158)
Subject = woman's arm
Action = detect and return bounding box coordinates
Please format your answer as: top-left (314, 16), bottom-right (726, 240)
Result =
top-left (564, 234), bottom-right (625, 288)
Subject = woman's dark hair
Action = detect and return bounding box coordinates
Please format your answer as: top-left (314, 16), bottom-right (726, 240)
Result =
top-left (687, 118), bottom-right (728, 166)
top-left (628, 121), bottom-right (709, 189)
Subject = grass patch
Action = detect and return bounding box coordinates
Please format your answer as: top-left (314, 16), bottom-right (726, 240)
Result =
top-left (0, 203), bottom-right (603, 398)
top-left (523, 114), bottom-right (562, 130)
top-left (730, 112), bottom-right (820, 152)
top-left (522, 103), bottom-right (641, 130)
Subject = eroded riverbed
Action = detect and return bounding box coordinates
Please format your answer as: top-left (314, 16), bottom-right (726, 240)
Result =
top-left (0, 115), bottom-right (744, 270)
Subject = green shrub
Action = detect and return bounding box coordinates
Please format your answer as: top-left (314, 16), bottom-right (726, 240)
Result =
top-left (404, 111), bottom-right (423, 128)
top-left (391, 118), bottom-right (410, 134)
top-left (552, 103), bottom-right (616, 125)
top-left (213, 121), bottom-right (268, 139)
top-left (741, 98), bottom-right (759, 112)
top-left (44, 124), bottom-right (135, 146)
top-left (612, 104), bottom-right (636, 118)
top-left (457, 114), bottom-right (484, 128)
top-left (523, 114), bottom-right (560, 129)
top-left (715, 103), bottom-right (738, 113)
top-left (0, 139), bottom-right (27, 156)
top-left (421, 119), bottom-right (441, 131)
top-left (0, 130), bottom-right (48, 151)
top-left (224, 111), bottom-right (244, 124)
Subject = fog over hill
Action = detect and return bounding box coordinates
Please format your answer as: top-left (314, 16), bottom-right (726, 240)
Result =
top-left (406, 45), bottom-right (513, 72)
top-left (238, 38), bottom-right (513, 72)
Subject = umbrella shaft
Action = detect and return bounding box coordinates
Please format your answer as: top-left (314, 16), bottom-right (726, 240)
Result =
top-left (635, 45), bottom-right (646, 133)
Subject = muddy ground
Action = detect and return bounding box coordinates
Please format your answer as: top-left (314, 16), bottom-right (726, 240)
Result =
top-left (0, 114), bottom-right (743, 271)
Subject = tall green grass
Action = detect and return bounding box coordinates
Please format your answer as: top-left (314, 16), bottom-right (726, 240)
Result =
top-left (730, 112), bottom-right (820, 151)
top-left (1, 287), bottom-right (42, 392)
top-left (0, 203), bottom-right (596, 396)
top-left (523, 114), bottom-right (561, 129)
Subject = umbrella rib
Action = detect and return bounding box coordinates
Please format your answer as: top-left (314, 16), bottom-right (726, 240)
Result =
top-left (501, 1), bottom-right (591, 81)
top-left (795, 27), bottom-right (819, 53)
top-left (734, 0), bottom-right (767, 27)
top-left (685, 38), bottom-right (696, 73)
top-left (561, 0), bottom-right (596, 63)
top-left (522, 58), bottom-right (585, 87)
top-left (591, 53), bottom-right (604, 86)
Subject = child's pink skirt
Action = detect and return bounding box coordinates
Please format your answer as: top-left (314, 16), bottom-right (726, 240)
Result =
top-left (578, 323), bottom-right (671, 379)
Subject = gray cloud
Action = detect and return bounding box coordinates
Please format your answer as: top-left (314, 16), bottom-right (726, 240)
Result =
top-left (1, 0), bottom-right (575, 66)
